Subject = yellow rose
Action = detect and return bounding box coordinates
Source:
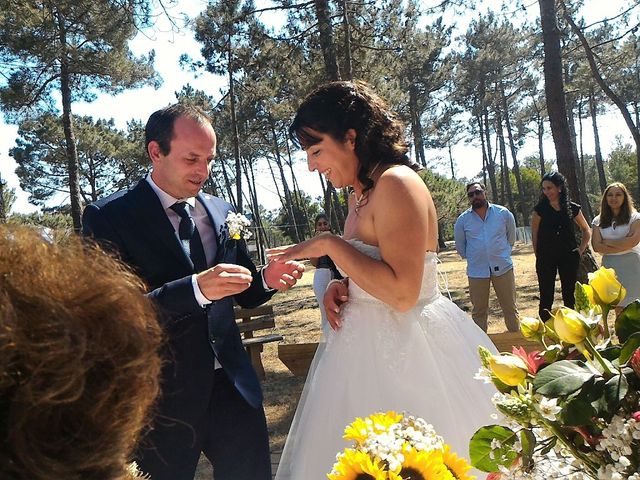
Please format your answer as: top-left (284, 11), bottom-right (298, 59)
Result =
top-left (489, 354), bottom-right (529, 386)
top-left (520, 316), bottom-right (544, 339)
top-left (583, 284), bottom-right (596, 306)
top-left (553, 307), bottom-right (589, 344)
top-left (588, 267), bottom-right (626, 306)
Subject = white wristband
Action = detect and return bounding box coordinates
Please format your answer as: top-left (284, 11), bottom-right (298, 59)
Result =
top-left (326, 278), bottom-right (347, 292)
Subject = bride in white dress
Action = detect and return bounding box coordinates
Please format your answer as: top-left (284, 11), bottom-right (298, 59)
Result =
top-left (269, 81), bottom-right (498, 480)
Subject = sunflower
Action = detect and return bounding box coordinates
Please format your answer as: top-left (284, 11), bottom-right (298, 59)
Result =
top-left (328, 448), bottom-right (387, 480)
top-left (343, 411), bottom-right (403, 444)
top-left (442, 445), bottom-right (475, 480)
top-left (389, 446), bottom-right (455, 480)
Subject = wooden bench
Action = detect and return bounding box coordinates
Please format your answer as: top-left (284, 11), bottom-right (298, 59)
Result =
top-left (235, 305), bottom-right (283, 381)
top-left (278, 331), bottom-right (540, 377)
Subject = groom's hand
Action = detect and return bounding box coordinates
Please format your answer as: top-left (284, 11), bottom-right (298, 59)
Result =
top-left (196, 264), bottom-right (253, 301)
top-left (263, 260), bottom-right (305, 291)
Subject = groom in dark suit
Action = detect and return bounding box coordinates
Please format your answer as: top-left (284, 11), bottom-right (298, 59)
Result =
top-left (82, 104), bottom-right (304, 480)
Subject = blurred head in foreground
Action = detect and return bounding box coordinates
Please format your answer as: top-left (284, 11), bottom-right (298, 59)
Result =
top-left (0, 226), bottom-right (162, 480)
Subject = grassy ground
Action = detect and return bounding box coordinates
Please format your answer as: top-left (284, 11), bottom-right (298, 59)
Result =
top-left (195, 242), bottom-right (595, 477)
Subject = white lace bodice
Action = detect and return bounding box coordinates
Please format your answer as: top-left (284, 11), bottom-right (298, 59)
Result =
top-left (342, 239), bottom-right (440, 306)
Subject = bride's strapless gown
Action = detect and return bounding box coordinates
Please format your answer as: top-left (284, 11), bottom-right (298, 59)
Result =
top-left (275, 241), bottom-right (498, 479)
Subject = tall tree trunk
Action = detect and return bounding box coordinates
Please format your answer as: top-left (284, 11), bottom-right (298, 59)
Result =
top-left (220, 160), bottom-right (236, 208)
top-left (476, 113), bottom-right (488, 188)
top-left (243, 157), bottom-right (267, 264)
top-left (0, 174), bottom-right (6, 222)
top-left (589, 91), bottom-right (607, 192)
top-left (409, 87), bottom-right (426, 167)
top-left (269, 118), bottom-right (301, 242)
top-left (314, 0), bottom-right (340, 80)
top-left (285, 137), bottom-right (311, 237)
top-left (566, 92), bottom-right (593, 220)
top-left (496, 110), bottom-right (516, 221)
top-left (531, 94), bottom-right (546, 178)
top-left (341, 0), bottom-right (352, 80)
top-left (56, 10), bottom-right (82, 231)
top-left (562, 3), bottom-right (640, 200)
top-left (538, 0), bottom-right (579, 194)
top-left (564, 81), bottom-right (593, 221)
top-left (228, 41), bottom-right (242, 213)
top-left (538, 116), bottom-right (546, 178)
top-left (331, 186), bottom-right (345, 232)
top-left (482, 108), bottom-right (499, 201)
top-left (540, 0), bottom-right (597, 282)
top-left (500, 83), bottom-right (528, 225)
top-left (318, 172), bottom-right (330, 220)
top-left (448, 141), bottom-right (455, 179)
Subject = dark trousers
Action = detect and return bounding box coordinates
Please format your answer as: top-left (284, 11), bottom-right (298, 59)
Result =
top-left (536, 251), bottom-right (580, 321)
top-left (136, 369), bottom-right (271, 480)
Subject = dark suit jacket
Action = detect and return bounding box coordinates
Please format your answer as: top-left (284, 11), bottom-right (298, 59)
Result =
top-left (82, 179), bottom-right (274, 429)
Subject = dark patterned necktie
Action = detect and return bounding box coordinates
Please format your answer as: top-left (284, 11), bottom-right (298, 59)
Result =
top-left (170, 201), bottom-right (208, 272)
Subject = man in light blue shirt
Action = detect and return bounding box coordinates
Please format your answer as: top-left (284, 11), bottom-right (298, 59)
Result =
top-left (454, 182), bottom-right (519, 332)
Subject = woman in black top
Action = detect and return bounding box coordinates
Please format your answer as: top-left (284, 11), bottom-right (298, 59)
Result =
top-left (310, 213), bottom-right (342, 337)
top-left (531, 172), bottom-right (591, 320)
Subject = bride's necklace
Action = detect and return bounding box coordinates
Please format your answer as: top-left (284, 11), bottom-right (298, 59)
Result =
top-left (354, 162), bottom-right (382, 214)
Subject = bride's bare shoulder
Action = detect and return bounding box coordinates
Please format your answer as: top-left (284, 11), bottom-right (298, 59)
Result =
top-left (375, 165), bottom-right (428, 195)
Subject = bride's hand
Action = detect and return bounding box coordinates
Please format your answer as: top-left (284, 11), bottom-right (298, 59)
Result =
top-left (324, 279), bottom-right (349, 330)
top-left (266, 235), bottom-right (333, 262)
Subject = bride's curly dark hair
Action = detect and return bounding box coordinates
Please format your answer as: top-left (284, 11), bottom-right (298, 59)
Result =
top-left (0, 226), bottom-right (162, 480)
top-left (289, 80), bottom-right (420, 199)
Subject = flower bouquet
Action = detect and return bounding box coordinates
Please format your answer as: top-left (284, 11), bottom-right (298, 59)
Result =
top-left (328, 411), bottom-right (475, 479)
top-left (470, 267), bottom-right (640, 479)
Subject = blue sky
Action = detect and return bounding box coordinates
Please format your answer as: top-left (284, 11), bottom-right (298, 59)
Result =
top-left (0, 0), bottom-right (635, 214)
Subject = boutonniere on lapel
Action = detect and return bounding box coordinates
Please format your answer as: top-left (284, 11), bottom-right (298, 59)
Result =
top-left (225, 212), bottom-right (252, 241)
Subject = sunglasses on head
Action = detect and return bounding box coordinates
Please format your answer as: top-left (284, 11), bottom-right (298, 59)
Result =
top-left (467, 190), bottom-right (484, 198)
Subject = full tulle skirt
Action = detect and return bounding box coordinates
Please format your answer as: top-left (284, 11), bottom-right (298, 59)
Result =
top-left (274, 291), bottom-right (498, 480)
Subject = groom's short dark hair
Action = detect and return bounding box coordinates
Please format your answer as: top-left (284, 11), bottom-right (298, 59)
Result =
top-left (145, 103), bottom-right (211, 157)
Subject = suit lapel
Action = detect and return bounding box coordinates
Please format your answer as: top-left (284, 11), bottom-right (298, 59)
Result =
top-left (128, 179), bottom-right (193, 270)
top-left (197, 193), bottom-right (231, 264)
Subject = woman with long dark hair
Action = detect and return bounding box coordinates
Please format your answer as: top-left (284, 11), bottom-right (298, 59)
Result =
top-left (531, 171), bottom-right (591, 320)
top-left (592, 182), bottom-right (640, 309)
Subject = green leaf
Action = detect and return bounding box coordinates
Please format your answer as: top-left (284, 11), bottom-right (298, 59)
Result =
top-left (604, 374), bottom-right (628, 415)
top-left (519, 429), bottom-right (536, 471)
top-left (615, 300), bottom-right (640, 343)
top-left (600, 344), bottom-right (622, 362)
top-left (539, 437), bottom-right (557, 456)
top-left (533, 360), bottom-right (595, 397)
top-left (619, 333), bottom-right (640, 364)
top-left (561, 397), bottom-right (596, 426)
top-left (469, 425), bottom-right (519, 472)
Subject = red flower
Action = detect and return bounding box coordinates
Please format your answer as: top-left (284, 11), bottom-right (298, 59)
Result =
top-left (570, 426), bottom-right (602, 447)
top-left (512, 346), bottom-right (546, 374)
top-left (630, 348), bottom-right (640, 378)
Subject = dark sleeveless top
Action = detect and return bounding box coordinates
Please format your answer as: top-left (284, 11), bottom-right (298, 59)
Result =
top-left (315, 255), bottom-right (342, 280)
top-left (534, 201), bottom-right (581, 257)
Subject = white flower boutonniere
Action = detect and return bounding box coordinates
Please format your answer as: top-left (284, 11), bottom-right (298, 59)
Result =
top-left (225, 212), bottom-right (252, 240)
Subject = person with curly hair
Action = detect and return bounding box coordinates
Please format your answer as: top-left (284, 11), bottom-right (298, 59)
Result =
top-left (592, 182), bottom-right (640, 309)
top-left (531, 171), bottom-right (591, 320)
top-left (0, 225), bottom-right (162, 480)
